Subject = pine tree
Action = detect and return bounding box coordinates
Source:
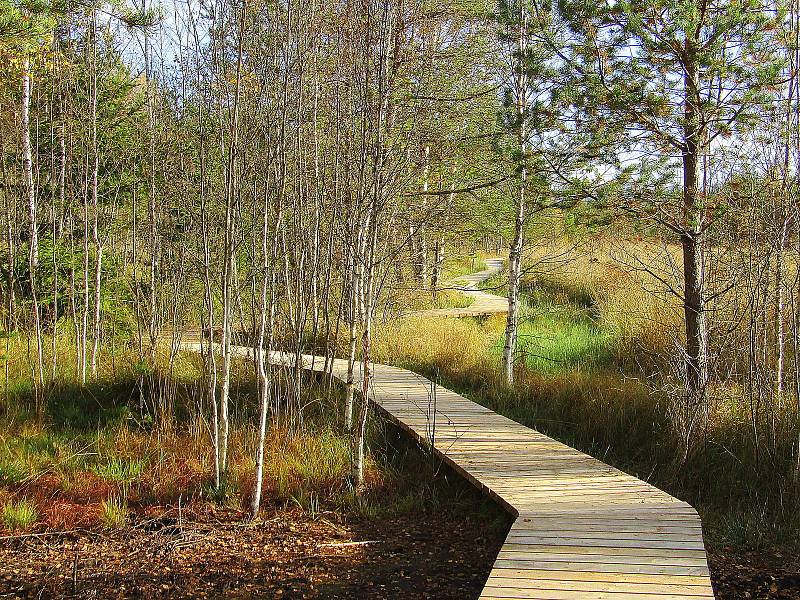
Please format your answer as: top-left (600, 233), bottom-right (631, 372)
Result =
top-left (560, 0), bottom-right (784, 445)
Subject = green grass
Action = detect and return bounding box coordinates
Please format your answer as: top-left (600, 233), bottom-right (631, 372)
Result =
top-left (491, 281), bottom-right (617, 374)
top-left (91, 456), bottom-right (147, 484)
top-left (2, 498), bottom-right (38, 531)
top-left (0, 458), bottom-right (28, 484)
top-left (516, 315), bottom-right (614, 373)
top-left (99, 496), bottom-right (128, 528)
top-left (476, 268), bottom-right (619, 373)
top-left (441, 255), bottom-right (488, 280)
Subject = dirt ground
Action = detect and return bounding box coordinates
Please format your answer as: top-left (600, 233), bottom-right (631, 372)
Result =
top-left (710, 548), bottom-right (800, 600)
top-left (0, 502), bottom-right (510, 600)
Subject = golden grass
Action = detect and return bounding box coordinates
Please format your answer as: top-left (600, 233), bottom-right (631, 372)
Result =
top-left (377, 238), bottom-right (800, 547)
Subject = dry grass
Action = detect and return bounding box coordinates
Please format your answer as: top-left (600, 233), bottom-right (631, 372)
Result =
top-left (0, 332), bottom-right (391, 533)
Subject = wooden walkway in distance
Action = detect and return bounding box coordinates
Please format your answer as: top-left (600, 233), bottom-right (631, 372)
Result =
top-left (408, 257), bottom-right (509, 318)
top-left (182, 258), bottom-right (716, 599)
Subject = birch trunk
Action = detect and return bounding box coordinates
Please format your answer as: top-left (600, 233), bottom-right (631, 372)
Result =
top-left (90, 14), bottom-right (103, 376)
top-left (22, 58), bottom-right (44, 389)
top-left (251, 199), bottom-right (280, 517)
top-left (218, 0), bottom-right (247, 478)
top-left (502, 11), bottom-right (527, 386)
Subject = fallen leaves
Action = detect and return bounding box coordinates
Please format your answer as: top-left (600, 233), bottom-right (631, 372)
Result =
top-left (0, 504), bottom-right (509, 599)
top-left (710, 547), bottom-right (800, 600)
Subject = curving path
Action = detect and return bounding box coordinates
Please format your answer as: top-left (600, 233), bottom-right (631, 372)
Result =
top-left (411, 257), bottom-right (509, 318)
top-left (183, 260), bottom-right (716, 599)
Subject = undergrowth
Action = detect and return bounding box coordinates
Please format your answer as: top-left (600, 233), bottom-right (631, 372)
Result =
top-left (0, 333), bottom-right (501, 534)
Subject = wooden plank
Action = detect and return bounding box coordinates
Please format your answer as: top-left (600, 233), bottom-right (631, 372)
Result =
top-left (506, 523), bottom-right (704, 535)
top-left (482, 577), bottom-right (713, 596)
top-left (500, 543), bottom-right (708, 558)
top-left (485, 567), bottom-right (713, 586)
top-left (497, 545), bottom-right (708, 568)
top-left (490, 559), bottom-right (710, 576)
top-left (505, 530), bottom-right (706, 544)
top-left (480, 588), bottom-right (714, 600)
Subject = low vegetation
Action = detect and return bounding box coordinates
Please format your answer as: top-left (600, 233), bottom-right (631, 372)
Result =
top-left (1, 498), bottom-right (37, 531)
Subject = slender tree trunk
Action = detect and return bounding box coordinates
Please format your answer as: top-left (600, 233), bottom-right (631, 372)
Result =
top-left (90, 14), bottom-right (102, 376)
top-left (503, 173), bottom-right (525, 385)
top-left (418, 144), bottom-right (429, 287)
top-left (251, 199), bottom-right (280, 517)
top-left (344, 243), bottom-right (358, 430)
top-left (353, 212), bottom-right (377, 490)
top-left (502, 10), bottom-right (527, 386)
top-left (200, 176), bottom-right (220, 488)
top-left (145, 20), bottom-right (159, 360)
top-left (22, 58), bottom-right (44, 390)
top-left (1, 139), bottom-right (15, 401)
top-left (218, 0), bottom-right (247, 478)
top-left (776, 220), bottom-right (788, 398)
top-left (52, 130), bottom-right (65, 380)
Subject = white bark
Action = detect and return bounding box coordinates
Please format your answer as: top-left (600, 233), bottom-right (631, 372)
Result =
top-left (90, 14), bottom-right (102, 377)
top-left (502, 10), bottom-right (528, 386)
top-left (22, 58), bottom-right (44, 389)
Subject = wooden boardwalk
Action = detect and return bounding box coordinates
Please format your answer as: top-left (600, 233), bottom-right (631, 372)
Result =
top-left (272, 353), bottom-right (715, 599)
top-left (408, 258), bottom-right (509, 318)
top-left (183, 259), bottom-right (716, 599)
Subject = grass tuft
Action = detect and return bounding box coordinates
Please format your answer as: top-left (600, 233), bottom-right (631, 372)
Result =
top-left (0, 458), bottom-right (29, 485)
top-left (2, 499), bottom-right (38, 531)
top-left (99, 496), bottom-right (128, 529)
top-left (201, 478), bottom-right (238, 507)
top-left (91, 456), bottom-right (147, 484)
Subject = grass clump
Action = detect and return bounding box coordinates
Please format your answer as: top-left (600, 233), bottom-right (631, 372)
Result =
top-left (2, 498), bottom-right (38, 531)
top-left (99, 496), bottom-right (128, 529)
top-left (0, 458), bottom-right (28, 485)
top-left (201, 478), bottom-right (238, 507)
top-left (268, 428), bottom-right (351, 500)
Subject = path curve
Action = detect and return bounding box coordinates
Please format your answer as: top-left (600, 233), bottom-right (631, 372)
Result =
top-left (182, 261), bottom-right (715, 599)
top-left (411, 257), bottom-right (509, 318)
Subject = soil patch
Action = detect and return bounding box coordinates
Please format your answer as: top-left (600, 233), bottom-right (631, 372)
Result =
top-left (711, 548), bottom-right (800, 599)
top-left (0, 502), bottom-right (510, 599)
